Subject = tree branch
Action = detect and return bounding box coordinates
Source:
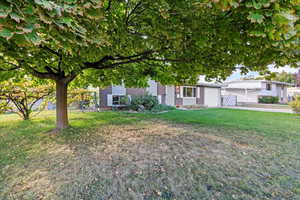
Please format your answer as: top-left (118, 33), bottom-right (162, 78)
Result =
top-left (0, 61), bottom-right (21, 71)
top-left (26, 65), bottom-right (58, 80)
top-left (125, 0), bottom-right (143, 26)
top-left (83, 49), bottom-right (164, 70)
top-left (40, 46), bottom-right (61, 57)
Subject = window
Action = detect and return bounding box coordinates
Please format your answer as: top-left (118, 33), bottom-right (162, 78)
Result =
top-left (183, 87), bottom-right (196, 97)
top-left (266, 83), bottom-right (271, 91)
top-left (112, 95), bottom-right (126, 105)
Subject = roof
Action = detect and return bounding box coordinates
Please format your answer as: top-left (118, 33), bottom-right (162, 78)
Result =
top-left (223, 79), bottom-right (293, 86)
top-left (196, 82), bottom-right (222, 88)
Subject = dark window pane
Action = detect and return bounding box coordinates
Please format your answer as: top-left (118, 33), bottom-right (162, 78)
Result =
top-left (183, 87), bottom-right (196, 97)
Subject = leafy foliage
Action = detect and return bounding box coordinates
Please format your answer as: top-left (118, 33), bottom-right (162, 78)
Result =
top-left (0, 0), bottom-right (299, 128)
top-left (0, 78), bottom-right (54, 120)
top-left (0, 0), bottom-right (298, 83)
top-left (258, 96), bottom-right (279, 104)
top-left (129, 95), bottom-right (159, 111)
top-left (289, 95), bottom-right (300, 113)
top-left (67, 88), bottom-right (94, 107)
top-left (263, 71), bottom-right (296, 84)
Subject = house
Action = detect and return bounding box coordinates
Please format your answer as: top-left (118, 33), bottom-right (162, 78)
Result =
top-left (99, 80), bottom-right (221, 108)
top-left (222, 80), bottom-right (292, 104)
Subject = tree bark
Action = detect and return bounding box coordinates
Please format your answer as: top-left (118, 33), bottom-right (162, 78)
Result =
top-left (56, 79), bottom-right (69, 130)
top-left (23, 112), bottom-right (30, 120)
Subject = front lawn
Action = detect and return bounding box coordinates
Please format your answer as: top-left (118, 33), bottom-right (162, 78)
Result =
top-left (0, 109), bottom-right (299, 199)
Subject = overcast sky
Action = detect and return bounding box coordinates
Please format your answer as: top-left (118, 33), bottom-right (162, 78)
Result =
top-left (226, 65), bottom-right (300, 81)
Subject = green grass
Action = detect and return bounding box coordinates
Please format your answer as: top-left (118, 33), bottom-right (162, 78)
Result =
top-left (154, 108), bottom-right (300, 140)
top-left (0, 111), bottom-right (140, 167)
top-left (0, 109), bottom-right (299, 200)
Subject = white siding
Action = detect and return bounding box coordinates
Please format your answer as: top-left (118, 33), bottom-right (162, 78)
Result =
top-left (260, 82), bottom-right (278, 97)
top-left (158, 95), bottom-right (162, 104)
top-left (204, 87), bottom-right (221, 107)
top-left (146, 80), bottom-right (158, 96)
top-left (226, 81), bottom-right (262, 89)
top-left (180, 86), bottom-right (183, 98)
top-left (165, 86), bottom-right (175, 106)
top-left (107, 94), bottom-right (113, 106)
top-left (112, 85), bottom-right (126, 95)
top-left (182, 98), bottom-right (196, 106)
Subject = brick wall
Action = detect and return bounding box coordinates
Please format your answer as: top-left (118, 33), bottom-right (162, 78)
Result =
top-left (126, 88), bottom-right (147, 96)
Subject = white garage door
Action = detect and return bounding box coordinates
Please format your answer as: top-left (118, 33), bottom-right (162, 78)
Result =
top-left (204, 88), bottom-right (221, 107)
top-left (165, 86), bottom-right (175, 106)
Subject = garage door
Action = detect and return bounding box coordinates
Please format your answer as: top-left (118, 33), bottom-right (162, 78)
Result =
top-left (204, 88), bottom-right (221, 107)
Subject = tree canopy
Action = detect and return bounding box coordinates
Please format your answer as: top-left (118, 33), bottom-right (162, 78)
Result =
top-left (261, 71), bottom-right (296, 84)
top-left (0, 0), bottom-right (299, 129)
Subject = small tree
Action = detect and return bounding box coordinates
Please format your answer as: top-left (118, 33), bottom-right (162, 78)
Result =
top-left (67, 88), bottom-right (94, 111)
top-left (0, 80), bottom-right (54, 120)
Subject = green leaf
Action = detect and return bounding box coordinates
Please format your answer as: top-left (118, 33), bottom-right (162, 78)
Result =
top-left (9, 12), bottom-right (22, 23)
top-left (0, 28), bottom-right (13, 39)
top-left (0, 1), bottom-right (11, 18)
top-left (0, 11), bottom-right (8, 18)
top-left (86, 8), bottom-right (103, 19)
top-left (34, 0), bottom-right (54, 11)
top-left (23, 5), bottom-right (34, 15)
top-left (25, 32), bottom-right (42, 45)
top-left (64, 0), bottom-right (77, 3)
top-left (245, 1), bottom-right (253, 8)
top-left (21, 24), bottom-right (35, 33)
top-left (59, 17), bottom-right (73, 27)
top-left (12, 34), bottom-right (30, 46)
top-left (249, 30), bottom-right (266, 37)
top-left (247, 12), bottom-right (265, 23)
top-left (273, 14), bottom-right (290, 26)
top-left (253, 2), bottom-right (262, 9)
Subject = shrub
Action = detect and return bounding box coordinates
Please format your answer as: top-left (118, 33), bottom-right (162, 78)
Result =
top-left (258, 96), bottom-right (279, 104)
top-left (129, 94), bottom-right (159, 111)
top-left (289, 96), bottom-right (300, 113)
top-left (119, 96), bottom-right (130, 105)
top-left (150, 104), bottom-right (176, 112)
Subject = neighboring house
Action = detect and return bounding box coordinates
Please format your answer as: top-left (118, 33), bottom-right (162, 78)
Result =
top-left (222, 80), bottom-right (292, 104)
top-left (99, 80), bottom-right (221, 108)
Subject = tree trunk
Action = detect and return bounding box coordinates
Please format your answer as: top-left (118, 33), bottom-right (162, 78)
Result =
top-left (56, 79), bottom-right (69, 130)
top-left (23, 112), bottom-right (30, 120)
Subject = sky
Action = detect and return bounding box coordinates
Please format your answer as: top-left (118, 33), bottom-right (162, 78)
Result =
top-left (226, 65), bottom-right (300, 81)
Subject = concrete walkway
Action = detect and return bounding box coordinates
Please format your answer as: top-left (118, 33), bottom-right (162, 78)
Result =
top-left (223, 106), bottom-right (294, 114)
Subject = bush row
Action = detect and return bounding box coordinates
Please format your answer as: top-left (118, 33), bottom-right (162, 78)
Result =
top-left (118, 94), bottom-right (176, 112)
top-left (258, 96), bottom-right (279, 104)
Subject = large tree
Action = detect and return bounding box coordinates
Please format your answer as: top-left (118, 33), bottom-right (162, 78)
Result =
top-left (0, 0), bottom-right (299, 130)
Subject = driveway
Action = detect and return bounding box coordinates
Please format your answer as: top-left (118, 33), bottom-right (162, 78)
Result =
top-left (223, 106), bottom-right (294, 113)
